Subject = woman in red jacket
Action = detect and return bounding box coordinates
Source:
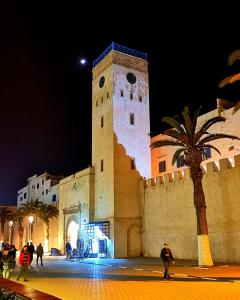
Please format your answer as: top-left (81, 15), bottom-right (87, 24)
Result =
top-left (17, 245), bottom-right (31, 282)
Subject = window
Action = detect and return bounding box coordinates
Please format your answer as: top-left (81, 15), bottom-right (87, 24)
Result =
top-left (24, 192), bottom-right (27, 199)
top-left (37, 183), bottom-right (39, 189)
top-left (130, 157), bottom-right (136, 169)
top-left (130, 113), bottom-right (135, 125)
top-left (42, 179), bottom-right (44, 185)
top-left (159, 161), bottom-right (166, 173)
top-left (203, 147), bottom-right (211, 160)
top-left (46, 189), bottom-right (48, 195)
top-left (100, 160), bottom-right (104, 172)
top-left (177, 155), bottom-right (185, 168)
top-left (101, 116), bottom-right (104, 128)
top-left (139, 95), bottom-right (142, 102)
top-left (107, 92), bottom-right (109, 99)
top-left (85, 225), bottom-right (95, 238)
top-left (42, 191), bottom-right (44, 196)
top-left (130, 93), bottom-right (133, 100)
top-left (96, 100), bottom-right (98, 107)
top-left (101, 96), bottom-right (103, 103)
top-left (52, 194), bottom-right (57, 202)
top-left (20, 197), bottom-right (23, 201)
top-left (120, 90), bottom-right (124, 97)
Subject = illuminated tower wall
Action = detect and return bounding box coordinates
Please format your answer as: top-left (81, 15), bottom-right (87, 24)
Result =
top-left (92, 43), bottom-right (150, 257)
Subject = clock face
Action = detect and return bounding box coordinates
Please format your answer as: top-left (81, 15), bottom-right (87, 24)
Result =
top-left (126, 72), bottom-right (136, 84)
top-left (99, 76), bottom-right (105, 88)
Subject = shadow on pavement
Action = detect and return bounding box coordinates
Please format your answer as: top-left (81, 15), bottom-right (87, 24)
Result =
top-left (11, 271), bottom-right (240, 283)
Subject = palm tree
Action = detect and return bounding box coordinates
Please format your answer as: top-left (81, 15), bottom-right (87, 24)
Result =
top-left (19, 199), bottom-right (41, 217)
top-left (0, 206), bottom-right (14, 242)
top-left (11, 209), bottom-right (25, 250)
top-left (219, 49), bottom-right (240, 113)
top-left (151, 107), bottom-right (240, 266)
top-left (20, 200), bottom-right (58, 252)
top-left (33, 203), bottom-right (59, 252)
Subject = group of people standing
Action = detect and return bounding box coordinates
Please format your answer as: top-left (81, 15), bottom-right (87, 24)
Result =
top-left (0, 242), bottom-right (44, 282)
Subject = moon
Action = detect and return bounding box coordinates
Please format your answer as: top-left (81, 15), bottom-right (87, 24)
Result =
top-left (80, 58), bottom-right (86, 65)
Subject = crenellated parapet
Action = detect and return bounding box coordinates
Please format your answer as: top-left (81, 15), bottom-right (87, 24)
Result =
top-left (144, 154), bottom-right (240, 189)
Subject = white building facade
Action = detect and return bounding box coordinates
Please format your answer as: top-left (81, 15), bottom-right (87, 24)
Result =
top-left (17, 172), bottom-right (63, 208)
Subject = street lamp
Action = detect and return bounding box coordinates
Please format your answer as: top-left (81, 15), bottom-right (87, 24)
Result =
top-left (28, 216), bottom-right (34, 242)
top-left (8, 221), bottom-right (13, 244)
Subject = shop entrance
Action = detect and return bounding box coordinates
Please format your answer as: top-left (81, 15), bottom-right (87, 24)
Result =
top-left (84, 221), bottom-right (110, 257)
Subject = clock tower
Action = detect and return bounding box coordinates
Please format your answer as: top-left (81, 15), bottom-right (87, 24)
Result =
top-left (92, 43), bottom-right (150, 258)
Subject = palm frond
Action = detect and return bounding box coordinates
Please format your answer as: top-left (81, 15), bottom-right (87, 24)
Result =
top-left (194, 116), bottom-right (226, 143)
top-left (198, 133), bottom-right (240, 145)
top-left (200, 116), bottom-right (226, 133)
top-left (151, 140), bottom-right (185, 149)
top-left (172, 148), bottom-right (186, 165)
top-left (34, 203), bottom-right (59, 223)
top-left (198, 144), bottom-right (221, 156)
top-left (227, 50), bottom-right (240, 66)
top-left (192, 106), bottom-right (202, 136)
top-left (163, 129), bottom-right (180, 140)
top-left (162, 116), bottom-right (186, 135)
top-left (0, 207), bottom-right (14, 221)
top-left (182, 107), bottom-right (193, 140)
top-left (219, 73), bottom-right (240, 88)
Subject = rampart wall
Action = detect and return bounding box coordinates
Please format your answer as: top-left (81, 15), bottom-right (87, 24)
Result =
top-left (142, 155), bottom-right (240, 262)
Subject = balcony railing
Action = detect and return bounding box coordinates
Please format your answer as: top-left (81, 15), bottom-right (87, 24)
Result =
top-left (93, 42), bottom-right (147, 67)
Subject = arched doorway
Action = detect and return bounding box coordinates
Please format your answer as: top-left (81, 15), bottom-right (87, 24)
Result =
top-left (67, 221), bottom-right (79, 250)
top-left (127, 224), bottom-right (141, 257)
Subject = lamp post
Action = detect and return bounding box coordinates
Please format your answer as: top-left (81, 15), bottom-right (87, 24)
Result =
top-left (8, 221), bottom-right (13, 244)
top-left (28, 216), bottom-right (34, 243)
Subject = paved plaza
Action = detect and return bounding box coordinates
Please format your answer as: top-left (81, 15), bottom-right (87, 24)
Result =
top-left (9, 255), bottom-right (240, 299)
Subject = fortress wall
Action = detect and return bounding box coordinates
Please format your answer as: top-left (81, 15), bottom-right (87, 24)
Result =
top-left (142, 155), bottom-right (240, 262)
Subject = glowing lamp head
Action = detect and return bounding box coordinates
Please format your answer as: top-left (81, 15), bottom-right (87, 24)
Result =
top-left (9, 221), bottom-right (13, 227)
top-left (28, 216), bottom-right (34, 224)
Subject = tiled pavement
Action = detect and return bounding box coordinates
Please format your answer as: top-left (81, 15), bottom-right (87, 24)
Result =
top-left (9, 256), bottom-right (240, 299)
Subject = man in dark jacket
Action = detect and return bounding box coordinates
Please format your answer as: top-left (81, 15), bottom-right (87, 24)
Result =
top-left (160, 242), bottom-right (175, 280)
top-left (36, 243), bottom-right (44, 266)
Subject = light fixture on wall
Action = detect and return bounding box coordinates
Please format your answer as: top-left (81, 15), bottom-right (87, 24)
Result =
top-left (28, 216), bottom-right (34, 242)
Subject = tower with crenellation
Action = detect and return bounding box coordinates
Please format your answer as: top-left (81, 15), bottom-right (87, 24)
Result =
top-left (92, 43), bottom-right (151, 257)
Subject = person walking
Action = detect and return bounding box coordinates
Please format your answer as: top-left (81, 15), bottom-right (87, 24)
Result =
top-left (36, 243), bottom-right (44, 266)
top-left (28, 242), bottom-right (35, 265)
top-left (65, 241), bottom-right (72, 259)
top-left (17, 245), bottom-right (31, 282)
top-left (160, 242), bottom-right (175, 280)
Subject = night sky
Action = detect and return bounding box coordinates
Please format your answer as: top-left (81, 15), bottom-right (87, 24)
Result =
top-left (1, 3), bottom-right (240, 204)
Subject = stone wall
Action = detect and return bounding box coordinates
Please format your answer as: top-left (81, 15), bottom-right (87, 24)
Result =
top-left (142, 155), bottom-right (240, 262)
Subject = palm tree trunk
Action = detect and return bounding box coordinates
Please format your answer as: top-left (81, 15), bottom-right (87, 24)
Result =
top-left (191, 166), bottom-right (213, 267)
top-left (43, 221), bottom-right (49, 253)
top-left (18, 225), bottom-right (24, 250)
